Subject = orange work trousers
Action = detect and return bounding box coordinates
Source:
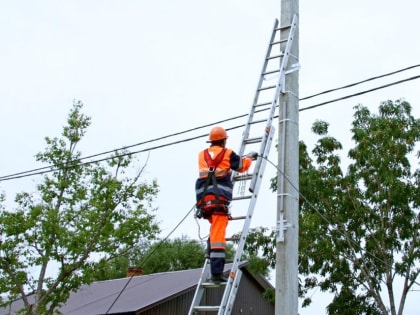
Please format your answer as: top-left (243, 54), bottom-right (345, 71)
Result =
top-left (208, 213), bottom-right (228, 275)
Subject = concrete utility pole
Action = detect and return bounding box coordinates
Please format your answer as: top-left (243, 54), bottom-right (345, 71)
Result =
top-left (276, 0), bottom-right (299, 314)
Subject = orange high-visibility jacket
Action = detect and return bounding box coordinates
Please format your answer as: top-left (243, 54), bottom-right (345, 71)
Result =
top-left (195, 145), bottom-right (252, 201)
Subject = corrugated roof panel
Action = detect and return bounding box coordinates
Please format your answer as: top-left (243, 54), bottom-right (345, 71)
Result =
top-left (60, 268), bottom-right (201, 314)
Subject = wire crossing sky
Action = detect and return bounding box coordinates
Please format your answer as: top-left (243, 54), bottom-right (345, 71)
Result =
top-left (1, 64), bottom-right (418, 182)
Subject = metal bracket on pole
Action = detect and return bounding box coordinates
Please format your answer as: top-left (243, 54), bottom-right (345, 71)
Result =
top-left (285, 63), bottom-right (301, 75)
top-left (281, 63), bottom-right (300, 93)
top-left (276, 214), bottom-right (292, 242)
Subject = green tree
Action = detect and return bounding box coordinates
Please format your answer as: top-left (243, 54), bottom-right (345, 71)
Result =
top-left (135, 235), bottom-right (206, 274)
top-left (90, 240), bottom-right (151, 281)
top-left (251, 100), bottom-right (420, 314)
top-left (0, 100), bottom-right (160, 314)
top-left (92, 235), bottom-right (207, 280)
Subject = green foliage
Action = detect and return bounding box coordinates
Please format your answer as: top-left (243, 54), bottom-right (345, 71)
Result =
top-left (138, 236), bottom-right (206, 274)
top-left (237, 227), bottom-right (276, 273)
top-left (0, 100), bottom-right (160, 314)
top-left (326, 287), bottom-right (381, 315)
top-left (91, 236), bottom-right (207, 281)
top-left (230, 227), bottom-right (274, 305)
top-left (262, 287), bottom-right (275, 305)
top-left (91, 255), bottom-right (131, 281)
top-left (262, 100), bottom-right (419, 314)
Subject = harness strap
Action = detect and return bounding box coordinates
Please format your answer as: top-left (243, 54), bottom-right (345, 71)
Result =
top-left (203, 148), bottom-right (226, 170)
top-left (197, 148), bottom-right (228, 216)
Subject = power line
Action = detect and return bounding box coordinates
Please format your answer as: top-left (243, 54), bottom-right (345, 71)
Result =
top-left (1, 66), bottom-right (419, 182)
top-left (300, 64), bottom-right (420, 101)
top-left (0, 116), bottom-right (245, 181)
top-left (300, 74), bottom-right (420, 112)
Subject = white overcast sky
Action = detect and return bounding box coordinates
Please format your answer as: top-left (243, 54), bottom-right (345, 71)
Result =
top-left (1, 1), bottom-right (419, 314)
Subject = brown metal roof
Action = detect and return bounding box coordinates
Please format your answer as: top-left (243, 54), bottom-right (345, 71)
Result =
top-left (60, 268), bottom-right (201, 315)
top-left (1, 262), bottom-right (273, 315)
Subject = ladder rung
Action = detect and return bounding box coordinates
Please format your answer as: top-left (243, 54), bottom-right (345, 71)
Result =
top-left (247, 118), bottom-right (270, 125)
top-left (254, 101), bottom-right (271, 108)
top-left (201, 281), bottom-right (227, 288)
top-left (243, 137), bottom-right (263, 144)
top-left (271, 39), bottom-right (288, 45)
top-left (232, 174), bottom-right (253, 181)
top-left (258, 85), bottom-right (276, 91)
top-left (267, 53), bottom-right (284, 60)
top-left (226, 237), bottom-right (241, 242)
top-left (262, 69), bottom-right (280, 76)
top-left (193, 306), bottom-right (220, 312)
top-left (231, 195), bottom-right (252, 201)
top-left (276, 23), bottom-right (292, 31)
top-left (228, 216), bottom-right (246, 221)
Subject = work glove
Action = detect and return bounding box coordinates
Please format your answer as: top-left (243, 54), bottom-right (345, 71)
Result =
top-left (246, 151), bottom-right (258, 160)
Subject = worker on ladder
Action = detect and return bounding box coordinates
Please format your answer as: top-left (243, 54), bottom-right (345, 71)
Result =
top-left (195, 126), bottom-right (257, 284)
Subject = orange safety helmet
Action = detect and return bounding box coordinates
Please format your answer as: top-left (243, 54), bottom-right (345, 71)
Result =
top-left (208, 126), bottom-right (228, 142)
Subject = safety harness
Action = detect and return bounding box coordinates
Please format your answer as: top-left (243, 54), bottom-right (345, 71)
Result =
top-left (196, 148), bottom-right (230, 219)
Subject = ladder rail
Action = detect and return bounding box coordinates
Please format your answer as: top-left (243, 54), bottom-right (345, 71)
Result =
top-left (188, 259), bottom-right (212, 314)
top-left (236, 18), bottom-right (279, 158)
top-left (188, 14), bottom-right (299, 315)
top-left (245, 15), bottom-right (299, 194)
top-left (218, 127), bottom-right (275, 315)
top-left (234, 15), bottom-right (298, 194)
top-left (277, 14), bottom-right (299, 95)
top-left (221, 16), bottom-right (299, 314)
top-left (224, 269), bottom-right (243, 314)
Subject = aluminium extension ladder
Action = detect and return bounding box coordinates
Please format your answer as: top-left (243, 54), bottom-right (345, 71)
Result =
top-left (188, 14), bottom-right (299, 315)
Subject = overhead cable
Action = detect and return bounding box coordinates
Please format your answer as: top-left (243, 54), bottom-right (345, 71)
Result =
top-left (1, 67), bottom-right (419, 182)
top-left (300, 64), bottom-right (420, 101)
top-left (300, 74), bottom-right (420, 112)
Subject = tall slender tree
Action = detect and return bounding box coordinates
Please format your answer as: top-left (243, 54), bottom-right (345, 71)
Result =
top-left (0, 100), bottom-right (160, 314)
